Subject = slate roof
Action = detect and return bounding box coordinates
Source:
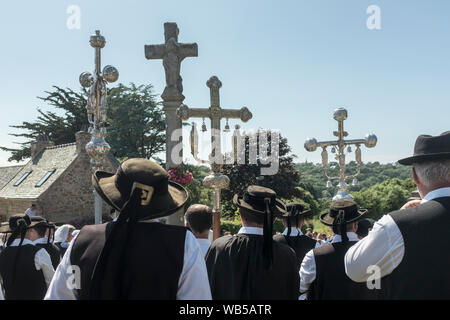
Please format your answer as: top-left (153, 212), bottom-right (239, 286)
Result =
top-left (0, 165), bottom-right (24, 190)
top-left (0, 143), bottom-right (78, 200)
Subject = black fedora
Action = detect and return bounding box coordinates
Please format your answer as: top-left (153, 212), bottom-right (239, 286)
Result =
top-left (0, 214), bottom-right (45, 233)
top-left (398, 131), bottom-right (450, 165)
top-left (92, 158), bottom-right (188, 219)
top-left (233, 185), bottom-right (287, 217)
top-left (282, 202), bottom-right (313, 219)
top-left (320, 200), bottom-right (368, 226)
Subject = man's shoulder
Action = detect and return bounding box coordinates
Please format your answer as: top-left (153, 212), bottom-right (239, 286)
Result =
top-left (210, 234), bottom-right (234, 248)
top-left (312, 242), bottom-right (335, 257)
top-left (389, 198), bottom-right (450, 224)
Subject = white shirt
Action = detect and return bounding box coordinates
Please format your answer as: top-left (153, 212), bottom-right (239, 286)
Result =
top-left (196, 238), bottom-right (211, 258)
top-left (25, 208), bottom-right (38, 217)
top-left (44, 222), bottom-right (212, 300)
top-left (299, 232), bottom-right (359, 300)
top-left (282, 228), bottom-right (322, 248)
top-left (344, 187), bottom-right (450, 283)
top-left (7, 239), bottom-right (55, 287)
top-left (33, 237), bottom-right (49, 245)
top-left (238, 226), bottom-right (264, 235)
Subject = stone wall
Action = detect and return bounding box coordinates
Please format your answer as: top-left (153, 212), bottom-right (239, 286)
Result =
top-left (0, 199), bottom-right (36, 222)
top-left (38, 148), bottom-right (117, 224)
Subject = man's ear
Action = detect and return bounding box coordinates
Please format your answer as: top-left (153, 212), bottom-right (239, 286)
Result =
top-left (412, 167), bottom-right (420, 186)
top-left (353, 221), bottom-right (359, 233)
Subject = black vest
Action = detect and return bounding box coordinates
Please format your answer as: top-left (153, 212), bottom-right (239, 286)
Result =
top-left (35, 242), bottom-right (61, 270)
top-left (0, 244), bottom-right (47, 300)
top-left (273, 233), bottom-right (316, 270)
top-left (384, 197), bottom-right (450, 299)
top-left (70, 222), bottom-right (187, 300)
top-left (309, 241), bottom-right (377, 300)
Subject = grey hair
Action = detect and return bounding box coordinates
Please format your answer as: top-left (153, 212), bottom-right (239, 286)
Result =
top-left (413, 159), bottom-right (450, 188)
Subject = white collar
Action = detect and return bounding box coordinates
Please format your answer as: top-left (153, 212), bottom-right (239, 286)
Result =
top-left (9, 238), bottom-right (35, 247)
top-left (197, 238), bottom-right (211, 245)
top-left (282, 228), bottom-right (303, 236)
top-left (421, 187), bottom-right (450, 203)
top-left (331, 232), bottom-right (359, 243)
top-left (238, 226), bottom-right (264, 235)
top-left (33, 237), bottom-right (49, 245)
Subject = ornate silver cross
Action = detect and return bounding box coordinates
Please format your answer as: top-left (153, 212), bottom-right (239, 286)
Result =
top-left (304, 107), bottom-right (377, 201)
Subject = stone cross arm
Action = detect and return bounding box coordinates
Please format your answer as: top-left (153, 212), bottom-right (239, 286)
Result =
top-left (145, 43), bottom-right (198, 60)
top-left (177, 105), bottom-right (252, 123)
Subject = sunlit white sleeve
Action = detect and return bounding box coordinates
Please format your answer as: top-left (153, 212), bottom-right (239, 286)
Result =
top-left (299, 249), bottom-right (316, 300)
top-left (44, 235), bottom-right (78, 300)
top-left (34, 248), bottom-right (55, 287)
top-left (344, 214), bottom-right (405, 283)
top-left (177, 231), bottom-right (212, 300)
top-left (0, 280), bottom-right (4, 300)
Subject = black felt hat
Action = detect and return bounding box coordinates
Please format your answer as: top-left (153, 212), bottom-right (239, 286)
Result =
top-left (233, 185), bottom-right (287, 269)
top-left (92, 158), bottom-right (188, 220)
top-left (1, 214), bottom-right (44, 233)
top-left (233, 185), bottom-right (287, 217)
top-left (282, 203), bottom-right (313, 219)
top-left (398, 131), bottom-right (450, 165)
top-left (320, 200), bottom-right (368, 226)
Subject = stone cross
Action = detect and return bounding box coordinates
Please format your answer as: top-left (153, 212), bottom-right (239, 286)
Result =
top-left (145, 22), bottom-right (198, 226)
top-left (177, 75), bottom-right (252, 240)
top-left (145, 23), bottom-right (198, 101)
top-left (304, 107), bottom-right (377, 201)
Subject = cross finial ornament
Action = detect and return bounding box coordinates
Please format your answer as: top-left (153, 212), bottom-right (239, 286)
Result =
top-left (304, 107), bottom-right (377, 201)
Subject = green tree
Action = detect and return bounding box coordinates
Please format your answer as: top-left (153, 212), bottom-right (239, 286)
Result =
top-left (351, 178), bottom-right (416, 220)
top-left (0, 84), bottom-right (165, 162)
top-left (107, 83), bottom-right (165, 159)
top-left (221, 132), bottom-right (302, 218)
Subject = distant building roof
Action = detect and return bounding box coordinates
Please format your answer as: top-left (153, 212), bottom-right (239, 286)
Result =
top-left (0, 165), bottom-right (25, 190)
top-left (0, 143), bottom-right (78, 200)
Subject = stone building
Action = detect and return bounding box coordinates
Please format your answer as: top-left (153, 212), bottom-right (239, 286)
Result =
top-left (0, 132), bottom-right (119, 224)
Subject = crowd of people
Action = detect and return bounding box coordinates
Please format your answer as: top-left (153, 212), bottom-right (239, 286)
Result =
top-left (0, 131), bottom-right (449, 300)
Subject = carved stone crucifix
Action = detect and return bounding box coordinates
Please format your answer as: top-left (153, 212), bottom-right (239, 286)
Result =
top-left (145, 22), bottom-right (198, 101)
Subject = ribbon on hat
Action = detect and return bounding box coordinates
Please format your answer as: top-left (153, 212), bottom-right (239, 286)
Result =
top-left (263, 198), bottom-right (274, 270)
top-left (89, 181), bottom-right (146, 299)
top-left (7, 217), bottom-right (29, 283)
top-left (332, 209), bottom-right (349, 244)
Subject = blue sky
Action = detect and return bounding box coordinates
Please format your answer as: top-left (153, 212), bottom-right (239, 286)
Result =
top-left (0, 0), bottom-right (449, 166)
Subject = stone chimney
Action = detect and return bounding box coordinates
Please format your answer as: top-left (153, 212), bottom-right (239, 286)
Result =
top-left (30, 134), bottom-right (54, 159)
top-left (75, 131), bottom-right (92, 154)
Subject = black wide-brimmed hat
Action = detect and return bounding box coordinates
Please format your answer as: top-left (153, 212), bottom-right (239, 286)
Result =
top-left (282, 202), bottom-right (313, 219)
top-left (233, 185), bottom-right (287, 269)
top-left (233, 185), bottom-right (287, 217)
top-left (0, 214), bottom-right (44, 233)
top-left (320, 200), bottom-right (368, 226)
top-left (398, 131), bottom-right (450, 165)
top-left (92, 158), bottom-right (188, 219)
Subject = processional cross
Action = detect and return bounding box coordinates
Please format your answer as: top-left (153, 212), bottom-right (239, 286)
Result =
top-left (304, 108), bottom-right (377, 201)
top-left (177, 76), bottom-right (252, 240)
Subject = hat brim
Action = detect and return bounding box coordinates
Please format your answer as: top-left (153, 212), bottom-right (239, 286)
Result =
top-left (319, 209), bottom-right (369, 226)
top-left (398, 152), bottom-right (450, 165)
top-left (232, 194), bottom-right (287, 217)
top-left (0, 220), bottom-right (44, 233)
top-left (93, 170), bottom-right (189, 220)
top-left (281, 209), bottom-right (314, 219)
